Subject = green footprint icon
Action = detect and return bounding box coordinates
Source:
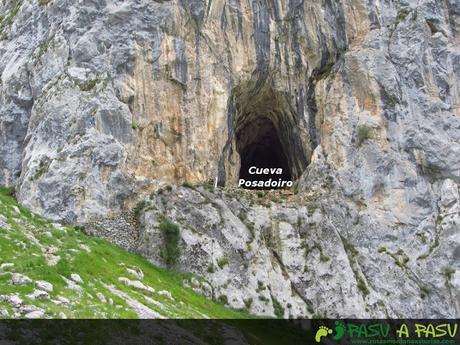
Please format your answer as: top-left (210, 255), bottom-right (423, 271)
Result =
top-left (315, 326), bottom-right (333, 343)
top-left (333, 321), bottom-right (346, 340)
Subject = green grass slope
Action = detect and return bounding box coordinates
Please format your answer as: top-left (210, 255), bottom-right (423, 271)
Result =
top-left (0, 187), bottom-right (252, 319)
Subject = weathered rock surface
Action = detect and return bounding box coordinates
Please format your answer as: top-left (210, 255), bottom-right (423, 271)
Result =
top-left (10, 273), bottom-right (32, 285)
top-left (24, 310), bottom-right (45, 319)
top-left (0, 0), bottom-right (459, 318)
top-left (135, 178), bottom-right (459, 318)
top-left (36, 280), bottom-right (53, 292)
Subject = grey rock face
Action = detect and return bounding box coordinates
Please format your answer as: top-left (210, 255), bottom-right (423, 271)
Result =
top-left (0, 0), bottom-right (459, 318)
top-left (134, 164), bottom-right (459, 318)
top-left (24, 310), bottom-right (45, 319)
top-left (10, 273), bottom-right (32, 285)
top-left (1, 0), bottom-right (349, 220)
top-left (36, 280), bottom-right (53, 292)
top-left (27, 289), bottom-right (50, 300)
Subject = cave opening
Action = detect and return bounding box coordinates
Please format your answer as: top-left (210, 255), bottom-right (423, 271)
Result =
top-left (236, 116), bottom-right (292, 189)
top-left (218, 79), bottom-right (312, 189)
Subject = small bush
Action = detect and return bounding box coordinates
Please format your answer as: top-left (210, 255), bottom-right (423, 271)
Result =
top-left (444, 267), bottom-right (455, 280)
top-left (207, 264), bottom-right (215, 273)
top-left (395, 260), bottom-right (404, 268)
top-left (256, 280), bottom-right (265, 293)
top-left (343, 239), bottom-right (359, 258)
top-left (182, 181), bottom-right (193, 188)
top-left (271, 294), bottom-right (284, 318)
top-left (217, 295), bottom-right (228, 305)
top-left (356, 125), bottom-right (373, 146)
top-left (258, 295), bottom-right (269, 303)
top-left (416, 232), bottom-right (427, 244)
top-left (319, 253), bottom-right (330, 262)
top-left (357, 276), bottom-right (370, 295)
top-left (131, 122), bottom-right (139, 130)
top-left (79, 79), bottom-right (98, 92)
top-left (436, 214), bottom-right (443, 225)
top-left (377, 247), bottom-right (387, 253)
top-left (159, 220), bottom-right (180, 266)
top-left (74, 225), bottom-right (85, 232)
top-left (0, 186), bottom-right (16, 198)
top-left (396, 8), bottom-right (410, 22)
top-left (243, 298), bottom-right (253, 310)
top-left (133, 200), bottom-right (147, 219)
top-left (217, 257), bottom-right (229, 269)
top-left (246, 222), bottom-right (255, 237)
top-left (32, 159), bottom-right (50, 180)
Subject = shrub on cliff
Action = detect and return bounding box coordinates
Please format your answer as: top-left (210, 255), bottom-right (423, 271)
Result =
top-left (356, 125), bottom-right (373, 146)
top-left (159, 220), bottom-right (180, 266)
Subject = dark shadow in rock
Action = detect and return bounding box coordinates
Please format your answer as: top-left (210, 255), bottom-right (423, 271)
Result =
top-left (237, 116), bottom-right (291, 188)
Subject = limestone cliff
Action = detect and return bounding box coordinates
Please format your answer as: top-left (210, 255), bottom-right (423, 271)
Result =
top-left (0, 0), bottom-right (459, 318)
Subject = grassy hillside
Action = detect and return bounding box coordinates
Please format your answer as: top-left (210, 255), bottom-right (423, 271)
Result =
top-left (0, 186), bottom-right (252, 319)
top-left (0, 187), bottom-right (311, 344)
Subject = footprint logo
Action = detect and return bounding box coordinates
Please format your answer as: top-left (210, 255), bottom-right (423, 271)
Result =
top-left (333, 321), bottom-right (346, 341)
top-left (315, 326), bottom-right (333, 343)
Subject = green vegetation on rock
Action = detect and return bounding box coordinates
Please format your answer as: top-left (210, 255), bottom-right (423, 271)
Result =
top-left (217, 257), bottom-right (229, 269)
top-left (79, 79), bottom-right (98, 92)
top-left (0, 1), bottom-right (22, 37)
top-left (159, 220), bottom-right (180, 266)
top-left (356, 125), bottom-right (373, 146)
top-left (271, 295), bottom-right (284, 319)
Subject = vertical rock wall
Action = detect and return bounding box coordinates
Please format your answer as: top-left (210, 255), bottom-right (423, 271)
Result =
top-left (1, 0), bottom-right (349, 221)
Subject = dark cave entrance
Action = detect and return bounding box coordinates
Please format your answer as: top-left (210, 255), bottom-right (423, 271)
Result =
top-left (218, 79), bottom-right (312, 189)
top-left (236, 117), bottom-right (292, 189)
